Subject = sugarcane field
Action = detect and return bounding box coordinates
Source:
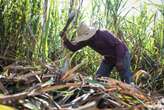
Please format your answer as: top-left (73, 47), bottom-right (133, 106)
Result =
top-left (0, 0), bottom-right (164, 110)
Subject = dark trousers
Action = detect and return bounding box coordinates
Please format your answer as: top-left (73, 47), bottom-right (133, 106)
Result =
top-left (96, 51), bottom-right (132, 84)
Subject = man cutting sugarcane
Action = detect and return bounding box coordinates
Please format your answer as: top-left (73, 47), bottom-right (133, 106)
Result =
top-left (60, 23), bottom-right (132, 84)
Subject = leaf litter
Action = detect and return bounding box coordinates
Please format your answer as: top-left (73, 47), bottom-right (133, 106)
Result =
top-left (0, 62), bottom-right (163, 110)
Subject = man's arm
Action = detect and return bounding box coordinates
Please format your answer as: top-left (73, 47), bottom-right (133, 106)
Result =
top-left (115, 42), bottom-right (125, 72)
top-left (62, 33), bottom-right (88, 52)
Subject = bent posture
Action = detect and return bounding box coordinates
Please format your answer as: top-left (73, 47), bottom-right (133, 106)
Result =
top-left (61, 23), bottom-right (132, 84)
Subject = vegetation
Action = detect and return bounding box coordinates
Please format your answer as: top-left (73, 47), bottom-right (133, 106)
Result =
top-left (0, 0), bottom-right (163, 91)
top-left (0, 0), bottom-right (164, 109)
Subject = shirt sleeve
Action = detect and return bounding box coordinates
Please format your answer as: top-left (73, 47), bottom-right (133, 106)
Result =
top-left (63, 38), bottom-right (88, 52)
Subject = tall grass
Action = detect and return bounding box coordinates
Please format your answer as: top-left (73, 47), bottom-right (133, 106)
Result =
top-left (89, 0), bottom-right (164, 90)
top-left (0, 0), bottom-right (72, 63)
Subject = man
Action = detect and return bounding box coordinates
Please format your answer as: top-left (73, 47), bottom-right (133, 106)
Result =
top-left (61, 23), bottom-right (132, 84)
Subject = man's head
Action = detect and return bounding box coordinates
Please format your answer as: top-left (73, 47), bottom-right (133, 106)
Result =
top-left (74, 23), bottom-right (97, 42)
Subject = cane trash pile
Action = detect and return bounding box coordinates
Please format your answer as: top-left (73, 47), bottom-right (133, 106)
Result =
top-left (0, 63), bottom-right (163, 110)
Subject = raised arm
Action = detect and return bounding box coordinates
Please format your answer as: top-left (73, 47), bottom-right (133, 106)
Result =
top-left (62, 33), bottom-right (88, 52)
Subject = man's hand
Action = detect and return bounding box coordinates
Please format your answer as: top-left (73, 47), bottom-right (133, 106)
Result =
top-left (60, 31), bottom-right (67, 41)
top-left (116, 62), bottom-right (124, 72)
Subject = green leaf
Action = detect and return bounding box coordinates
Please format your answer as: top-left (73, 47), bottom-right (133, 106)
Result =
top-left (0, 104), bottom-right (15, 110)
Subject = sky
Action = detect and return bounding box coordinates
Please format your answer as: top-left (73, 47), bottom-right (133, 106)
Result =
top-left (82, 0), bottom-right (163, 16)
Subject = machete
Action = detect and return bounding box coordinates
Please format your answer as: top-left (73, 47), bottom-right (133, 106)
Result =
top-left (59, 11), bottom-right (75, 74)
top-left (60, 11), bottom-right (75, 38)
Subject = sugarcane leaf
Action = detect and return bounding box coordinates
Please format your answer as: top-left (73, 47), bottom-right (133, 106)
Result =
top-left (23, 102), bottom-right (40, 110)
top-left (0, 104), bottom-right (15, 110)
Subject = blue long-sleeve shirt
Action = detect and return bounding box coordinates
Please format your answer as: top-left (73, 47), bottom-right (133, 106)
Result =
top-left (64, 29), bottom-right (128, 64)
